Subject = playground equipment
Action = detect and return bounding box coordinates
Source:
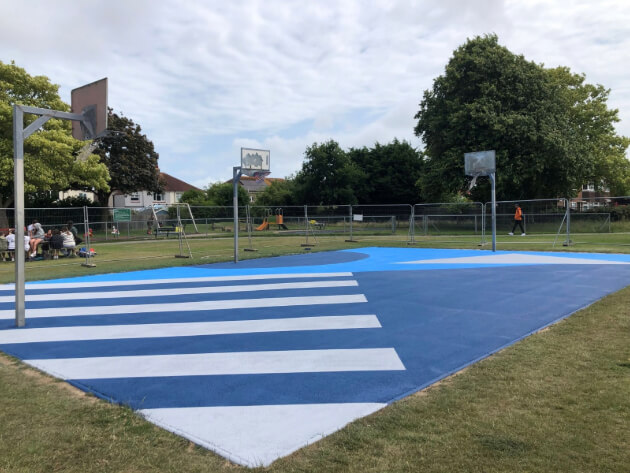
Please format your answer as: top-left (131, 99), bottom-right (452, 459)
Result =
top-left (255, 208), bottom-right (288, 231)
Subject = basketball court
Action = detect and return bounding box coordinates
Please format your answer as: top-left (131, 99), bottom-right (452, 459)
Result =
top-left (1, 247), bottom-right (630, 466)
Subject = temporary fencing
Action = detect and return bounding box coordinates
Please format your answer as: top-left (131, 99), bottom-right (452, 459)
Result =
top-left (412, 202), bottom-right (485, 244)
top-left (0, 194), bottom-right (628, 268)
top-left (492, 199), bottom-right (569, 241)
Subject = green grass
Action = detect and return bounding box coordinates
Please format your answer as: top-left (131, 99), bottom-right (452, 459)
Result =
top-left (0, 236), bottom-right (629, 472)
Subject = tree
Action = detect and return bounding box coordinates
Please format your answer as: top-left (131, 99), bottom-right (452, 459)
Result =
top-left (293, 140), bottom-right (360, 205)
top-left (254, 179), bottom-right (297, 207)
top-left (93, 109), bottom-right (161, 206)
top-left (414, 35), bottom-right (630, 201)
top-left (0, 60), bottom-right (110, 225)
top-left (179, 189), bottom-right (207, 204)
top-left (206, 181), bottom-right (249, 207)
top-left (348, 139), bottom-right (423, 204)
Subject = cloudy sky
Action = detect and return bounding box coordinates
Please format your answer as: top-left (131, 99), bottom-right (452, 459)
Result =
top-left (2, 0), bottom-right (629, 188)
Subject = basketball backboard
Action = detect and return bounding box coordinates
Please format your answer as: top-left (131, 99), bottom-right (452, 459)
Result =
top-left (241, 148), bottom-right (270, 176)
top-left (464, 150), bottom-right (496, 176)
top-left (71, 78), bottom-right (108, 140)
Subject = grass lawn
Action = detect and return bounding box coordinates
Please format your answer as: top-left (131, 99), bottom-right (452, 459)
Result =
top-left (0, 235), bottom-right (629, 472)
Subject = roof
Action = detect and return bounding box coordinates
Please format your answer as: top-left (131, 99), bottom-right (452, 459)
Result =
top-left (159, 172), bottom-right (202, 193)
top-left (226, 176), bottom-right (285, 193)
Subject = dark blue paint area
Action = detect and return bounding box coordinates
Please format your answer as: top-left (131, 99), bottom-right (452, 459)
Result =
top-left (72, 371), bottom-right (414, 409)
top-left (197, 250), bottom-right (369, 269)
top-left (352, 264), bottom-right (630, 400)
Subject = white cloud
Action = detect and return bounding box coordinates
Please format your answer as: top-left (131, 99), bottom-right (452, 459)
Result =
top-left (1, 0), bottom-right (629, 187)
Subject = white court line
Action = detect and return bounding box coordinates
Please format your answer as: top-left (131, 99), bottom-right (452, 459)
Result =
top-left (0, 272), bottom-right (353, 291)
top-left (0, 294), bottom-right (368, 319)
top-left (0, 280), bottom-right (359, 303)
top-left (398, 253), bottom-right (630, 265)
top-left (0, 315), bottom-right (381, 344)
top-left (26, 348), bottom-right (406, 379)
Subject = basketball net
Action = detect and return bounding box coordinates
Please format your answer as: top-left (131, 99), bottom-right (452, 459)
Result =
top-left (254, 170), bottom-right (271, 183)
top-left (467, 173), bottom-right (480, 194)
top-left (76, 140), bottom-right (99, 162)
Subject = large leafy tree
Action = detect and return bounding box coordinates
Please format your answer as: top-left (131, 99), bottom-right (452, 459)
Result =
top-left (252, 179), bottom-right (297, 207)
top-left (348, 139), bottom-right (423, 204)
top-left (293, 140), bottom-right (360, 205)
top-left (206, 181), bottom-right (249, 207)
top-left (0, 61), bottom-right (110, 225)
top-left (93, 109), bottom-right (161, 205)
top-left (414, 34), bottom-right (630, 201)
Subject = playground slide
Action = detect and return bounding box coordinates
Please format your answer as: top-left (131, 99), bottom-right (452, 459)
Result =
top-left (256, 220), bottom-right (269, 231)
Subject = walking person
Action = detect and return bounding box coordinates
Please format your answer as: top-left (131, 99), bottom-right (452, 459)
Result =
top-left (508, 203), bottom-right (526, 236)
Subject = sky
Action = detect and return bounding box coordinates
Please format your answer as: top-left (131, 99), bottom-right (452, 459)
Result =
top-left (1, 0), bottom-right (629, 189)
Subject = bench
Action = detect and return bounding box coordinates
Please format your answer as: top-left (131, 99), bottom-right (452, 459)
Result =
top-left (155, 226), bottom-right (180, 238)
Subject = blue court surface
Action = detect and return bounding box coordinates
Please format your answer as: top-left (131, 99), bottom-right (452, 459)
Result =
top-left (2, 247), bottom-right (630, 466)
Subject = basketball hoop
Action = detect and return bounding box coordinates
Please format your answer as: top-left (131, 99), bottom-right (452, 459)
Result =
top-left (253, 170), bottom-right (271, 182)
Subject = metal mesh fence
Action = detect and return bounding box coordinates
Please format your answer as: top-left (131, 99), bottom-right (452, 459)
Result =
top-left (348, 205), bottom-right (412, 241)
top-left (491, 199), bottom-right (567, 236)
top-left (0, 195), bottom-right (628, 267)
top-left (413, 202), bottom-right (484, 242)
top-left (568, 196), bottom-right (630, 234)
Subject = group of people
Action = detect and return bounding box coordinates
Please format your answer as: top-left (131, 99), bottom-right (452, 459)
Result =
top-left (0, 220), bottom-right (82, 261)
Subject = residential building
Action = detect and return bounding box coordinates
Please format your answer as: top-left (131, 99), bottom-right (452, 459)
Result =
top-left (110, 172), bottom-right (202, 207)
top-left (226, 175), bottom-right (284, 203)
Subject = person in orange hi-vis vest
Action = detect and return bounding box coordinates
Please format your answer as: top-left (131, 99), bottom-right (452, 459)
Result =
top-left (508, 203), bottom-right (525, 236)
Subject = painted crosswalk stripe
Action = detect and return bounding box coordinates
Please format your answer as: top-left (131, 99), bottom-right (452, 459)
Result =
top-left (0, 272), bottom-right (354, 291)
top-left (0, 314), bottom-right (381, 344)
top-left (0, 294), bottom-right (368, 319)
top-left (26, 348), bottom-right (406, 379)
top-left (0, 280), bottom-right (359, 303)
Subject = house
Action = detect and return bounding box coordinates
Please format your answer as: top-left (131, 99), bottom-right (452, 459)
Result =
top-left (569, 183), bottom-right (612, 211)
top-left (110, 172), bottom-right (202, 207)
top-left (226, 175), bottom-right (284, 203)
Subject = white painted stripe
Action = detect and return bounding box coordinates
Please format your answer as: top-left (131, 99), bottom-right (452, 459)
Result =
top-left (0, 280), bottom-right (359, 303)
top-left (0, 315), bottom-right (381, 344)
top-left (139, 403), bottom-right (387, 467)
top-left (398, 253), bottom-right (630, 265)
top-left (0, 272), bottom-right (353, 291)
top-left (0, 294), bottom-right (368, 319)
top-left (26, 348), bottom-right (406, 379)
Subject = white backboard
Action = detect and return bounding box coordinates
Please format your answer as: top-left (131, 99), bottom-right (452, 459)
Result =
top-left (241, 148), bottom-right (270, 172)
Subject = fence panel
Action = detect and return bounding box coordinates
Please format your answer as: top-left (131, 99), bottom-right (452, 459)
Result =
top-left (349, 204), bottom-right (413, 241)
top-left (413, 202), bottom-right (484, 242)
top-left (568, 196), bottom-right (630, 234)
top-left (490, 199), bottom-right (567, 237)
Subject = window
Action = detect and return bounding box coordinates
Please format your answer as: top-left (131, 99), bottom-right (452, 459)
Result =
top-left (582, 183), bottom-right (595, 191)
top-left (153, 192), bottom-right (164, 201)
top-left (175, 192), bottom-right (183, 202)
top-left (130, 192), bottom-right (140, 202)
